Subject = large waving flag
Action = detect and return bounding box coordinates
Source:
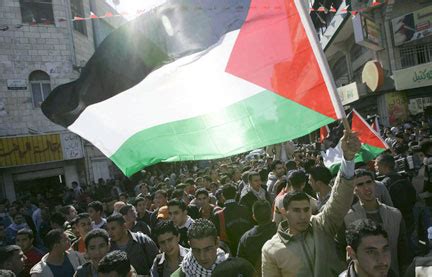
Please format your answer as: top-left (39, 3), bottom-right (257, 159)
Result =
top-left (42, 0), bottom-right (345, 176)
top-left (322, 109), bottom-right (389, 174)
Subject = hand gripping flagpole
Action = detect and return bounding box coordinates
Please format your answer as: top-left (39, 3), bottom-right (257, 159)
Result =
top-left (294, 0), bottom-right (351, 132)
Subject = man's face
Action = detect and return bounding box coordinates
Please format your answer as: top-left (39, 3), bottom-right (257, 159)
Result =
top-left (7, 250), bottom-right (26, 274)
top-left (196, 194), bottom-right (210, 209)
top-left (58, 233), bottom-right (70, 252)
top-left (274, 164), bottom-right (285, 177)
top-left (154, 193), bottom-right (167, 208)
top-left (119, 195), bottom-right (128, 203)
top-left (374, 160), bottom-right (386, 175)
top-left (16, 234), bottom-right (33, 252)
top-left (140, 185), bottom-right (149, 195)
top-left (157, 232), bottom-right (180, 257)
top-left (124, 207), bottom-right (137, 223)
top-left (354, 176), bottom-right (376, 203)
top-left (136, 201), bottom-right (146, 214)
top-left (308, 175), bottom-right (318, 192)
top-left (86, 237), bottom-right (109, 264)
top-left (107, 221), bottom-right (126, 242)
top-left (190, 236), bottom-right (218, 269)
top-left (168, 206), bottom-right (187, 227)
top-left (348, 235), bottom-right (390, 277)
top-left (249, 175), bottom-right (262, 191)
top-left (285, 200), bottom-right (311, 235)
top-left (13, 214), bottom-right (25, 225)
top-left (88, 207), bottom-right (100, 221)
top-left (68, 207), bottom-right (78, 221)
top-left (77, 218), bottom-right (92, 237)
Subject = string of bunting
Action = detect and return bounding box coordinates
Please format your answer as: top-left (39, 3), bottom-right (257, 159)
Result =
top-left (0, 0), bottom-right (384, 31)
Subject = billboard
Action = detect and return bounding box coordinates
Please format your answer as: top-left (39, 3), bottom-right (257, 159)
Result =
top-left (392, 6), bottom-right (432, 46)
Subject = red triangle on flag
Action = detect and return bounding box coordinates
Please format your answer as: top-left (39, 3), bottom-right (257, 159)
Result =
top-left (320, 125), bottom-right (329, 142)
top-left (226, 0), bottom-right (339, 120)
top-left (351, 110), bottom-right (387, 149)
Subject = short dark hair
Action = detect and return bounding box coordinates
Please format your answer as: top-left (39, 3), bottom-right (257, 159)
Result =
top-left (283, 191), bottom-right (310, 210)
top-left (134, 197), bottom-right (146, 206)
top-left (16, 228), bottom-right (33, 240)
top-left (285, 160), bottom-right (297, 171)
top-left (84, 229), bottom-right (109, 249)
top-left (354, 169), bottom-right (375, 181)
top-left (88, 201), bottom-right (104, 213)
top-left (98, 250), bottom-right (130, 276)
top-left (76, 213), bottom-right (91, 223)
top-left (155, 190), bottom-right (168, 199)
top-left (212, 257), bottom-right (256, 277)
top-left (247, 171), bottom-right (260, 183)
top-left (50, 213), bottom-right (66, 227)
top-left (287, 170), bottom-right (307, 189)
top-left (222, 184), bottom-right (237, 200)
top-left (153, 220), bottom-right (179, 241)
top-left (167, 199), bottom-right (187, 211)
top-left (0, 245), bottom-right (21, 266)
top-left (44, 229), bottom-right (64, 251)
top-left (270, 160), bottom-right (284, 171)
top-left (188, 219), bottom-right (217, 241)
top-left (376, 154), bottom-right (395, 170)
top-left (119, 204), bottom-right (134, 216)
top-left (195, 188), bottom-right (209, 198)
top-left (106, 214), bottom-right (126, 225)
top-left (252, 200), bottom-right (272, 225)
top-left (346, 219), bottom-right (388, 252)
top-left (309, 166), bottom-right (332, 185)
top-left (185, 178), bottom-right (195, 185)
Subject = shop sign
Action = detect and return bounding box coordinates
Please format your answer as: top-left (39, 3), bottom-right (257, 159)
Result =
top-left (0, 134), bottom-right (63, 167)
top-left (385, 92), bottom-right (409, 125)
top-left (60, 133), bottom-right (83, 160)
top-left (393, 62), bottom-right (432, 90)
top-left (362, 60), bottom-right (385, 92)
top-left (409, 97), bottom-right (432, 115)
top-left (392, 6), bottom-right (432, 46)
top-left (337, 82), bottom-right (360, 105)
top-left (7, 79), bottom-right (27, 90)
top-left (353, 14), bottom-right (382, 51)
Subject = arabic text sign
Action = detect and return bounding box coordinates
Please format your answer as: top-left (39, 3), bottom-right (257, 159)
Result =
top-left (60, 133), bottom-right (84, 160)
top-left (392, 6), bottom-right (432, 47)
top-left (0, 134), bottom-right (63, 167)
top-left (337, 82), bottom-right (360, 105)
top-left (394, 61), bottom-right (432, 90)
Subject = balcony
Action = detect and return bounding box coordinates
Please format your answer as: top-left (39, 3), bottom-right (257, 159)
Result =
top-left (398, 42), bottom-right (432, 69)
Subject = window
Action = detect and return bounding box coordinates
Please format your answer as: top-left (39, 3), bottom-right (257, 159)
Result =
top-left (71, 0), bottom-right (87, 35)
top-left (20, 0), bottom-right (54, 24)
top-left (29, 71), bottom-right (51, 108)
top-left (399, 43), bottom-right (432, 69)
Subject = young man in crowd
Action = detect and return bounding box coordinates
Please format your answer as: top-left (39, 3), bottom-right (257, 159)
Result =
top-left (168, 199), bottom-right (194, 248)
top-left (0, 245), bottom-right (26, 276)
top-left (344, 169), bottom-right (410, 275)
top-left (194, 188), bottom-right (220, 220)
top-left (30, 229), bottom-right (85, 277)
top-left (308, 165), bottom-right (333, 211)
top-left (15, 229), bottom-right (44, 276)
top-left (134, 197), bottom-right (151, 226)
top-left (97, 250), bottom-right (136, 277)
top-left (239, 172), bottom-right (272, 215)
top-left (6, 213), bottom-right (29, 245)
top-left (237, 200), bottom-right (276, 273)
top-left (87, 201), bottom-right (107, 230)
top-left (106, 214), bottom-right (158, 276)
top-left (71, 213), bottom-right (93, 254)
top-left (172, 219), bottom-right (228, 276)
top-left (212, 184), bottom-right (253, 256)
top-left (341, 219), bottom-right (392, 277)
top-left (266, 160), bottom-right (286, 197)
top-left (119, 204), bottom-right (152, 237)
top-left (262, 130), bottom-right (360, 276)
top-left (74, 229), bottom-right (110, 276)
top-left (150, 221), bottom-right (189, 276)
top-left (150, 190), bottom-right (168, 228)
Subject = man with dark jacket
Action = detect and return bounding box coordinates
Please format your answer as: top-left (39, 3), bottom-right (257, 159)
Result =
top-left (237, 200), bottom-right (276, 273)
top-left (375, 154), bottom-right (417, 235)
top-left (239, 172), bottom-right (272, 215)
top-left (106, 214), bottom-right (158, 276)
top-left (212, 185), bottom-right (254, 255)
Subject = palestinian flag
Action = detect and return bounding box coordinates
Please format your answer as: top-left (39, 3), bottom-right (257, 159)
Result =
top-left (42, 0), bottom-right (344, 177)
top-left (322, 109), bottom-right (389, 174)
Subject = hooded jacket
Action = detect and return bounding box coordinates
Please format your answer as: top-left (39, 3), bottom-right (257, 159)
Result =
top-left (262, 173), bottom-right (354, 276)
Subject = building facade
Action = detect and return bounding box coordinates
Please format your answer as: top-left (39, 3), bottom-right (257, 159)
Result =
top-left (309, 0), bottom-right (432, 127)
top-left (0, 0), bottom-right (124, 200)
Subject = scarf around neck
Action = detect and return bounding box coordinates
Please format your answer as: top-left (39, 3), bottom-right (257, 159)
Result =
top-left (180, 247), bottom-right (228, 276)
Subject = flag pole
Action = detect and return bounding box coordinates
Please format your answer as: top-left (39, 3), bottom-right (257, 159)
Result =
top-left (294, 0), bottom-right (351, 132)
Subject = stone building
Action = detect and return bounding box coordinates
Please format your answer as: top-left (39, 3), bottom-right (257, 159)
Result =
top-left (0, 0), bottom-right (125, 200)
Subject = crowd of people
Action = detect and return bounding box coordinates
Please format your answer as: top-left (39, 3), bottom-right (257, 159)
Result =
top-left (0, 112), bottom-right (432, 276)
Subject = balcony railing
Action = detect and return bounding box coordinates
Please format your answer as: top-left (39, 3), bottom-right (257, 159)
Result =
top-left (398, 42), bottom-right (432, 69)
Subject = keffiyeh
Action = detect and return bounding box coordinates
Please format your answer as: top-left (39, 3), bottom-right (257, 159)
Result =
top-left (181, 248), bottom-right (228, 276)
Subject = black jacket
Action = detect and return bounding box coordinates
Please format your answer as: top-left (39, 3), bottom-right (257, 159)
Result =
top-left (211, 200), bottom-right (253, 255)
top-left (237, 222), bottom-right (277, 270)
top-left (239, 188), bottom-right (272, 215)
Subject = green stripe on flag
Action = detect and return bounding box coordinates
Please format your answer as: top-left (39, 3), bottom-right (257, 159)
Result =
top-left (111, 90), bottom-right (334, 176)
